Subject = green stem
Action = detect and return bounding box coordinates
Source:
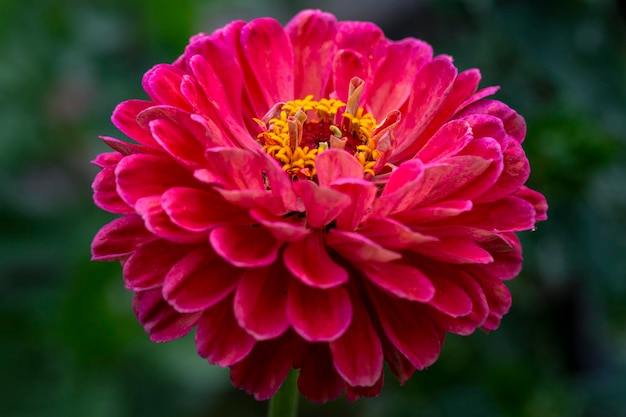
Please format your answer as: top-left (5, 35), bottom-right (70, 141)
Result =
top-left (268, 369), bottom-right (300, 417)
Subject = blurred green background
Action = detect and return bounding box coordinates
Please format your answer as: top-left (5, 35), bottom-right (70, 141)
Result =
top-left (2, 0), bottom-right (625, 416)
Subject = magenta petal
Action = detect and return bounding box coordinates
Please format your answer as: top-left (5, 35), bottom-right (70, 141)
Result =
top-left (133, 288), bottom-right (201, 342)
top-left (91, 215), bottom-right (155, 261)
top-left (331, 178), bottom-right (377, 231)
top-left (367, 38), bottom-right (432, 117)
top-left (148, 117), bottom-right (207, 166)
top-left (474, 273), bottom-right (512, 331)
top-left (297, 343), bottom-right (344, 403)
top-left (230, 333), bottom-right (296, 401)
top-left (241, 18), bottom-right (294, 105)
top-left (414, 236), bottom-right (494, 264)
top-left (135, 196), bottom-right (205, 244)
top-left (448, 196), bottom-right (537, 232)
top-left (284, 232), bottom-right (348, 288)
top-left (92, 165), bottom-right (133, 214)
top-left (358, 216), bottom-right (436, 249)
top-left (249, 208), bottom-right (311, 242)
top-left (361, 261), bottom-right (435, 302)
top-left (195, 295), bottom-right (256, 367)
top-left (395, 200), bottom-right (473, 224)
top-left (345, 373), bottom-right (384, 401)
top-left (210, 225), bottom-right (281, 268)
top-left (373, 159), bottom-right (425, 216)
top-left (143, 64), bottom-right (191, 110)
top-left (380, 331), bottom-right (415, 384)
top-left (162, 246), bottom-right (241, 313)
top-left (293, 180), bottom-right (351, 228)
top-left (477, 139), bottom-right (530, 203)
top-left (286, 10), bottom-right (337, 98)
top-left (123, 239), bottom-right (196, 291)
top-left (315, 148), bottom-right (365, 186)
top-left (416, 119), bottom-right (473, 162)
top-left (336, 20), bottom-right (386, 71)
top-left (333, 49), bottom-right (371, 101)
top-left (326, 229), bottom-right (401, 263)
top-left (369, 289), bottom-right (442, 370)
top-left (111, 99), bottom-right (159, 148)
top-left (162, 187), bottom-right (251, 232)
top-left (233, 265), bottom-right (290, 340)
top-left (429, 275), bottom-right (473, 317)
top-left (330, 296), bottom-right (383, 387)
top-left (287, 280), bottom-right (352, 342)
top-left (514, 186), bottom-right (548, 221)
top-left (199, 147), bottom-right (265, 190)
top-left (115, 154), bottom-right (196, 207)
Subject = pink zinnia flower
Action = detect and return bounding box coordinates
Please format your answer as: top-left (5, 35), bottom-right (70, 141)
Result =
top-left (91, 10), bottom-right (547, 403)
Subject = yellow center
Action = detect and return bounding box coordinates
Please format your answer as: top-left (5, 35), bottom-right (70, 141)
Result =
top-left (255, 79), bottom-right (385, 180)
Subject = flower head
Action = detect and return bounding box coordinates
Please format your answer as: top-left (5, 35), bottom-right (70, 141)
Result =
top-left (91, 10), bottom-right (547, 403)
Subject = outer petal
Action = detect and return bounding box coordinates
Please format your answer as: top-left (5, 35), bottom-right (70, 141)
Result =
top-left (196, 295), bottom-right (256, 367)
top-left (284, 232), bottom-right (348, 288)
top-left (92, 165), bottom-right (133, 214)
top-left (229, 332), bottom-right (297, 401)
top-left (111, 99), bottom-right (159, 148)
top-left (326, 229), bottom-right (401, 263)
top-left (297, 343), bottom-right (344, 403)
top-left (286, 10), bottom-right (338, 98)
top-left (210, 225), bottom-right (281, 268)
top-left (368, 287), bottom-right (443, 370)
top-left (234, 264), bottom-right (290, 340)
top-left (135, 195), bottom-right (206, 244)
top-left (331, 178), bottom-right (377, 231)
top-left (330, 295), bottom-right (383, 387)
top-left (133, 288), bottom-right (201, 342)
top-left (91, 215), bottom-right (155, 261)
top-left (360, 262), bottom-right (435, 302)
top-left (162, 245), bottom-right (242, 312)
top-left (123, 239), bottom-right (196, 290)
top-left (287, 280), bottom-right (352, 342)
top-left (293, 180), bottom-right (351, 228)
top-left (345, 373), bottom-right (384, 401)
top-left (240, 18), bottom-right (294, 106)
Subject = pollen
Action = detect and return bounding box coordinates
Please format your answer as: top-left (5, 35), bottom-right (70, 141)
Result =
top-left (256, 79), bottom-right (385, 180)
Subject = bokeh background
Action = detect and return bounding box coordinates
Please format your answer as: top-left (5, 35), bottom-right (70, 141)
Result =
top-left (2, 0), bottom-right (625, 416)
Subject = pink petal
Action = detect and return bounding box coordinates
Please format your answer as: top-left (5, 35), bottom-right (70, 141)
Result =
top-left (195, 295), bottom-right (256, 366)
top-left (326, 229), bottom-right (401, 263)
top-left (229, 332), bottom-right (297, 401)
top-left (135, 196), bottom-right (205, 244)
top-left (514, 186), bottom-right (548, 221)
top-left (233, 264), bottom-right (290, 340)
top-left (392, 56), bottom-right (458, 161)
top-left (413, 236), bottom-right (494, 264)
top-left (458, 99), bottom-right (526, 143)
top-left (368, 288), bottom-right (443, 370)
top-left (147, 117), bottom-right (207, 167)
top-left (249, 208), bottom-right (311, 242)
top-left (287, 280), bottom-right (352, 342)
top-left (332, 49), bottom-right (371, 101)
top-left (286, 10), bottom-right (338, 98)
top-left (428, 274), bottom-right (474, 318)
top-left (393, 200), bottom-right (473, 224)
top-left (162, 245), bottom-right (242, 312)
top-left (99, 137), bottom-right (148, 157)
top-left (447, 196), bottom-right (537, 232)
top-left (115, 154), bottom-right (197, 207)
top-left (240, 18), bottom-right (294, 106)
top-left (367, 38), bottom-right (432, 117)
top-left (345, 373), bottom-right (384, 401)
top-left (361, 261), bottom-right (435, 302)
top-left (315, 148), bottom-right (364, 187)
top-left (162, 187), bottom-right (251, 232)
top-left (91, 215), bottom-right (155, 261)
top-left (284, 231), bottom-right (348, 288)
top-left (92, 165), bottom-right (133, 214)
top-left (331, 178), bottom-right (377, 231)
top-left (133, 288), bottom-right (201, 342)
top-left (123, 239), bottom-right (195, 291)
top-left (92, 151), bottom-right (122, 167)
top-left (329, 295), bottom-right (383, 387)
top-left (210, 225), bottom-right (281, 268)
top-left (142, 64), bottom-right (192, 111)
top-left (477, 232), bottom-right (523, 280)
top-left (415, 119), bottom-right (473, 162)
top-left (373, 159), bottom-right (425, 216)
top-left (111, 99), bottom-right (159, 148)
top-left (197, 147), bottom-right (265, 190)
top-left (336, 20), bottom-right (386, 73)
top-left (293, 180), bottom-right (351, 228)
top-left (476, 139), bottom-right (530, 203)
top-left (474, 273), bottom-right (512, 331)
top-left (358, 216), bottom-right (436, 249)
top-left (297, 343), bottom-right (344, 403)
top-left (380, 332), bottom-right (415, 384)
